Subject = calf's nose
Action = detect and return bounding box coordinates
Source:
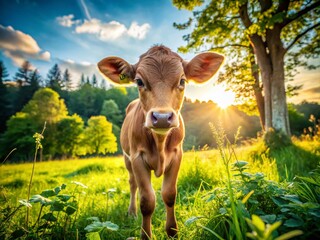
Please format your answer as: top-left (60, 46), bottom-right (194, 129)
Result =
top-left (151, 111), bottom-right (174, 129)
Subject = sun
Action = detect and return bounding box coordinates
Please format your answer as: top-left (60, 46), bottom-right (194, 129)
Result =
top-left (212, 85), bottom-right (236, 109)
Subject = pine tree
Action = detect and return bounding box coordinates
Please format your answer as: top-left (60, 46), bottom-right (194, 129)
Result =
top-left (0, 61), bottom-right (9, 83)
top-left (92, 74), bottom-right (97, 87)
top-left (86, 76), bottom-right (90, 85)
top-left (80, 73), bottom-right (86, 87)
top-left (14, 61), bottom-right (32, 86)
top-left (0, 61), bottom-right (10, 133)
top-left (63, 69), bottom-right (72, 91)
top-left (47, 63), bottom-right (63, 92)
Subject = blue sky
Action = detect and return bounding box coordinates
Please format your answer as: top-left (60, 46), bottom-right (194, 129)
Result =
top-left (0, 0), bottom-right (319, 104)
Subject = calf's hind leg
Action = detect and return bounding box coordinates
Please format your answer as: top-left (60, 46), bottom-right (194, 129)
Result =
top-left (124, 156), bottom-right (137, 216)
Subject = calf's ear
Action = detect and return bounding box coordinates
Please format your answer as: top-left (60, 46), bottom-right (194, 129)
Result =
top-left (184, 52), bottom-right (224, 84)
top-left (98, 57), bottom-right (135, 85)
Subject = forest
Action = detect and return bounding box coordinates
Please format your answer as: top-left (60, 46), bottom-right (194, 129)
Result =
top-left (0, 60), bottom-right (319, 162)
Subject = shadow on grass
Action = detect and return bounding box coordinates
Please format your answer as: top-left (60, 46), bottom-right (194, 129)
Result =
top-left (262, 143), bottom-right (319, 181)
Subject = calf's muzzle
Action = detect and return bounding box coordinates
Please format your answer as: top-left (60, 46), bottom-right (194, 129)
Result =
top-left (145, 109), bottom-right (179, 133)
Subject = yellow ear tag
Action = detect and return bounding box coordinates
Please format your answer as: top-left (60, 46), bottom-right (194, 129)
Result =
top-left (119, 74), bottom-right (130, 84)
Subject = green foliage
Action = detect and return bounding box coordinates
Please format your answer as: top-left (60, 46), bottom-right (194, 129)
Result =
top-left (22, 88), bottom-right (68, 125)
top-left (246, 215), bottom-right (303, 240)
top-left (100, 99), bottom-right (122, 126)
top-left (0, 138), bottom-right (319, 239)
top-left (56, 114), bottom-right (84, 158)
top-left (263, 128), bottom-right (292, 150)
top-left (84, 116), bottom-right (117, 155)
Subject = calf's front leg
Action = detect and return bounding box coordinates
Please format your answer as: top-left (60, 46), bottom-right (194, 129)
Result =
top-left (124, 156), bottom-right (137, 216)
top-left (161, 152), bottom-right (182, 238)
top-left (132, 156), bottom-right (155, 240)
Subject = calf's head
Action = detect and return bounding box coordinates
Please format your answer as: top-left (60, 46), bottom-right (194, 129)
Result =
top-left (98, 46), bottom-right (223, 135)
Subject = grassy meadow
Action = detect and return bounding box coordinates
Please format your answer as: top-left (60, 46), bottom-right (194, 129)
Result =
top-left (1, 139), bottom-right (320, 239)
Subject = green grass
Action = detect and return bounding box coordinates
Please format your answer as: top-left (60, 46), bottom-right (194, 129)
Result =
top-left (1, 140), bottom-right (320, 239)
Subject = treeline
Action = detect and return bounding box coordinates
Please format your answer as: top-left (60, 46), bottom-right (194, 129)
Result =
top-left (0, 60), bottom-right (319, 162)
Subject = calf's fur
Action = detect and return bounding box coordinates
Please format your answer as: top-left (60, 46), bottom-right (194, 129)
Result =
top-left (98, 45), bottom-right (223, 239)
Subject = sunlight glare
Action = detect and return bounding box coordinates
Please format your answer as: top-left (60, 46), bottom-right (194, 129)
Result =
top-left (212, 85), bottom-right (236, 109)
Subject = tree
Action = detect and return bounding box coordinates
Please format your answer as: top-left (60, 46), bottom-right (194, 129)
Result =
top-left (14, 61), bottom-right (32, 85)
top-left (56, 114), bottom-right (84, 158)
top-left (22, 88), bottom-right (68, 125)
top-left (0, 88), bottom-right (68, 161)
top-left (63, 69), bottom-right (72, 91)
top-left (84, 116), bottom-right (117, 155)
top-left (80, 73), bottom-right (86, 87)
top-left (13, 61), bottom-right (40, 113)
top-left (0, 61), bottom-right (10, 133)
top-left (92, 74), bottom-right (97, 87)
top-left (100, 99), bottom-right (122, 126)
top-left (47, 63), bottom-right (63, 92)
top-left (173, 0), bottom-right (320, 137)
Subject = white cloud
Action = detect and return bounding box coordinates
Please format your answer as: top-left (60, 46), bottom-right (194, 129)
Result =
top-left (57, 15), bottom-right (151, 42)
top-left (56, 14), bottom-right (80, 27)
top-left (128, 22), bottom-right (151, 40)
top-left (0, 25), bottom-right (51, 66)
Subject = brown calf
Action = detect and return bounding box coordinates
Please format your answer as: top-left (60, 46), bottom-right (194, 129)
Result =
top-left (98, 45), bottom-right (223, 239)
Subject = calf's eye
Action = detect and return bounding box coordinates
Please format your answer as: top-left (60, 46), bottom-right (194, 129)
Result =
top-left (179, 79), bottom-right (186, 88)
top-left (136, 79), bottom-right (144, 88)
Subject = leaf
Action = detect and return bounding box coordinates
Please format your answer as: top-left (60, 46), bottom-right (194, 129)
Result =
top-left (50, 200), bottom-right (65, 211)
top-left (86, 232), bottom-right (101, 240)
top-left (219, 208), bottom-right (227, 215)
top-left (40, 189), bottom-right (56, 198)
top-left (206, 193), bottom-right (216, 202)
top-left (57, 194), bottom-right (71, 202)
top-left (275, 230), bottom-right (303, 240)
top-left (87, 217), bottom-right (100, 222)
top-left (266, 221), bottom-right (282, 237)
top-left (42, 212), bottom-right (57, 222)
top-left (184, 216), bottom-right (203, 226)
top-left (251, 215), bottom-right (265, 235)
top-left (284, 218), bottom-right (304, 228)
top-left (54, 184), bottom-right (67, 195)
top-left (85, 221), bottom-right (104, 232)
top-left (65, 205), bottom-right (77, 215)
top-left (260, 214), bottom-right (276, 224)
top-left (272, 197), bottom-right (287, 207)
top-left (280, 195), bottom-right (302, 204)
top-left (18, 199), bottom-right (32, 208)
top-left (232, 161), bottom-right (248, 169)
top-left (102, 221), bottom-right (119, 231)
top-left (84, 220), bottom-right (119, 233)
top-left (242, 190), bottom-right (254, 204)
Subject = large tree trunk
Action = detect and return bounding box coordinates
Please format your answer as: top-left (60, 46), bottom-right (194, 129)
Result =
top-left (249, 48), bottom-right (265, 130)
top-left (239, 2), bottom-right (291, 137)
top-left (267, 26), bottom-right (291, 136)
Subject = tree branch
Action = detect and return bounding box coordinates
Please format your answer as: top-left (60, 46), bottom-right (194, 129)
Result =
top-left (239, 1), bottom-right (253, 28)
top-left (258, 0), bottom-right (272, 12)
top-left (285, 22), bottom-right (320, 53)
top-left (209, 44), bottom-right (251, 50)
top-left (276, 0), bottom-right (290, 14)
top-left (282, 1), bottom-right (320, 28)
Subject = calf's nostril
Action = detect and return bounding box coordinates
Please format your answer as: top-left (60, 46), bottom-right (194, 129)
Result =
top-left (151, 112), bottom-right (158, 124)
top-left (168, 112), bottom-right (173, 123)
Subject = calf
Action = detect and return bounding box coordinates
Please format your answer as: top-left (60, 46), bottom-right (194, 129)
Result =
top-left (98, 45), bottom-right (223, 239)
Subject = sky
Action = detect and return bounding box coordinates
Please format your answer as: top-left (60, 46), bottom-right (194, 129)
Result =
top-left (0, 0), bottom-right (319, 105)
